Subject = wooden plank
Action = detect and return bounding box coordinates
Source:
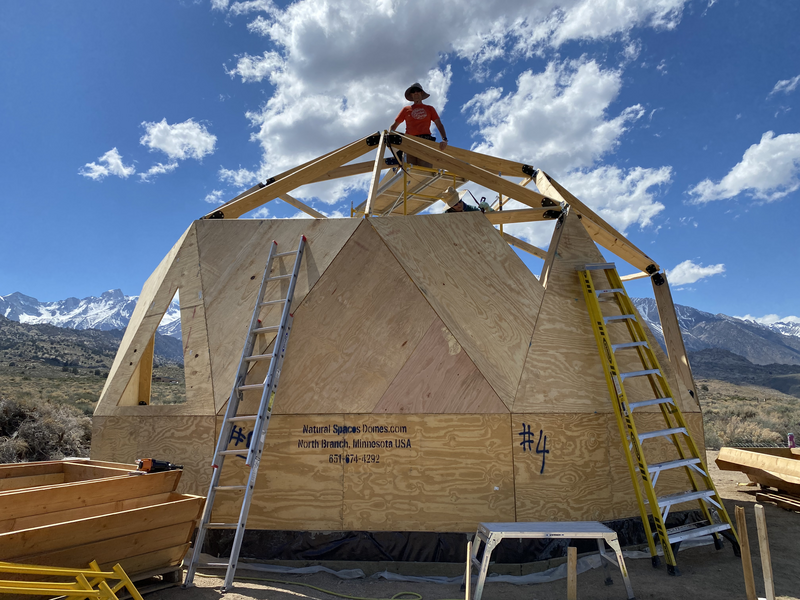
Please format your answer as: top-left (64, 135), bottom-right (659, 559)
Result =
top-left (483, 208), bottom-right (560, 225)
top-left (567, 546), bottom-right (577, 600)
top-left (620, 271), bottom-right (649, 282)
top-left (652, 272), bottom-right (700, 409)
top-left (0, 473), bottom-right (64, 492)
top-left (755, 492), bottom-right (800, 512)
top-left (540, 213), bottom-right (567, 289)
top-left (0, 471), bottom-right (180, 524)
top-left (0, 495), bottom-right (204, 560)
top-left (735, 506), bottom-right (757, 600)
top-left (371, 213), bottom-right (544, 409)
top-left (62, 463), bottom-right (134, 482)
top-left (358, 166), bottom-right (468, 217)
top-left (15, 522), bottom-right (195, 570)
top-left (754, 504), bottom-right (776, 600)
top-left (716, 448), bottom-right (800, 479)
top-left (364, 131), bottom-right (387, 216)
top-left (534, 171), bottom-right (660, 272)
top-left (113, 328), bottom-right (153, 405)
top-left (205, 137), bottom-right (374, 219)
top-left (397, 135), bottom-right (551, 209)
top-left (513, 413), bottom-right (615, 522)
top-left (91, 416), bottom-right (216, 496)
top-left (271, 221), bottom-right (436, 414)
top-left (194, 218), bottom-right (360, 414)
top-left (214, 415), bottom-right (345, 530)
top-left (342, 414), bottom-right (515, 531)
top-left (278, 193), bottom-right (326, 219)
top-left (373, 317), bottom-right (509, 414)
top-left (500, 232), bottom-right (548, 260)
top-left (310, 159), bottom-right (391, 183)
top-left (0, 492), bottom-right (175, 534)
top-left (103, 544), bottom-right (190, 578)
top-left (0, 462), bottom-right (64, 481)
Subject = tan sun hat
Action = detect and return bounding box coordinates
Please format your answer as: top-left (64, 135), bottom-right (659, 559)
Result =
top-left (441, 187), bottom-right (464, 208)
top-left (405, 82), bottom-right (430, 101)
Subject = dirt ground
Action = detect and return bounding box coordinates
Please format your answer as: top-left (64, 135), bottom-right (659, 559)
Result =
top-left (152, 451), bottom-right (799, 600)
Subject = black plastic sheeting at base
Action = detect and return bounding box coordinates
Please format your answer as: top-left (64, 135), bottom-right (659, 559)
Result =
top-left (205, 510), bottom-right (703, 564)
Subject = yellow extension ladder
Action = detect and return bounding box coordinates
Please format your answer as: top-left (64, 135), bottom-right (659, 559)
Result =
top-left (578, 263), bottom-right (740, 575)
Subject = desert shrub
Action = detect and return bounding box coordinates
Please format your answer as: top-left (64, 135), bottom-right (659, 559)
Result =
top-left (0, 396), bottom-right (91, 463)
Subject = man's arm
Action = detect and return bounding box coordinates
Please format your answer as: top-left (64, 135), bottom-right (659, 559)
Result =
top-left (433, 118), bottom-right (448, 150)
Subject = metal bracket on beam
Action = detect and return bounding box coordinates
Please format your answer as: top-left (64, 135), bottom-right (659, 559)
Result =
top-left (386, 134), bottom-right (402, 145)
top-left (205, 210), bottom-right (225, 220)
top-left (541, 197), bottom-right (559, 207)
top-left (366, 132), bottom-right (382, 147)
top-left (522, 164), bottom-right (538, 178)
top-left (543, 209), bottom-right (562, 219)
top-left (385, 157), bottom-right (399, 166)
top-left (259, 177), bottom-right (276, 188)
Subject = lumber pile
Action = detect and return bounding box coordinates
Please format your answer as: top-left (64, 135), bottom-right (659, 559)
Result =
top-left (0, 459), bottom-right (204, 590)
top-left (716, 447), bottom-right (800, 500)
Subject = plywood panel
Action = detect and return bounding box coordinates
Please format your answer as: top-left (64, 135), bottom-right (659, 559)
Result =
top-left (195, 218), bottom-right (361, 414)
top-left (342, 414), bottom-right (515, 531)
top-left (371, 213), bottom-right (544, 409)
top-left (513, 413), bottom-right (615, 522)
top-left (374, 317), bottom-right (508, 414)
top-left (90, 416), bottom-right (215, 496)
top-left (272, 222), bottom-right (436, 414)
top-left (0, 473), bottom-right (64, 492)
top-left (513, 212), bottom-right (611, 413)
top-left (213, 415), bottom-right (344, 530)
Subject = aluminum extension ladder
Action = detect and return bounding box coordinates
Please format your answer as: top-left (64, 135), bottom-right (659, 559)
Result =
top-left (184, 235), bottom-right (306, 592)
top-left (578, 263), bottom-right (740, 575)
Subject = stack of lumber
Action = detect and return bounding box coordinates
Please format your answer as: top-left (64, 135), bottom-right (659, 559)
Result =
top-left (716, 447), bottom-right (800, 511)
top-left (0, 459), bottom-right (204, 587)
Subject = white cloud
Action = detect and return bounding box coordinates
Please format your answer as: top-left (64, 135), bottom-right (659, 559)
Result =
top-left (79, 148), bottom-right (135, 181)
top-left (204, 190), bottom-right (226, 204)
top-left (687, 131), bottom-right (800, 203)
top-left (666, 260), bottom-right (725, 285)
top-left (559, 165), bottom-right (671, 233)
top-left (140, 118), bottom-right (217, 161)
top-left (736, 313), bottom-right (800, 325)
top-left (249, 207), bottom-right (270, 218)
top-left (225, 51), bottom-right (283, 83)
top-left (463, 58), bottom-right (644, 173)
top-left (219, 166), bottom-right (258, 188)
top-left (214, 0), bottom-right (690, 202)
top-left (768, 74), bottom-right (800, 97)
top-left (139, 161), bottom-right (179, 182)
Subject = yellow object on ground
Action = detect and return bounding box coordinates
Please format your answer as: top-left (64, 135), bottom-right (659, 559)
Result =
top-left (0, 560), bottom-right (143, 600)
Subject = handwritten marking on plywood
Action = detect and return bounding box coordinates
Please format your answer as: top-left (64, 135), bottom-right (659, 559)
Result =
top-left (214, 415), bottom-right (344, 530)
top-left (195, 219), bottom-right (360, 414)
top-left (374, 317), bottom-right (508, 414)
top-left (342, 414), bottom-right (514, 531)
top-left (272, 222), bottom-right (436, 414)
top-left (371, 213), bottom-right (544, 410)
top-left (513, 413), bottom-right (615, 522)
top-left (91, 416), bottom-right (215, 496)
top-left (513, 213), bottom-right (611, 413)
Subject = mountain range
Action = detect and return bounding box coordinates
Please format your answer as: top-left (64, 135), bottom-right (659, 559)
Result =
top-left (2, 290), bottom-right (799, 367)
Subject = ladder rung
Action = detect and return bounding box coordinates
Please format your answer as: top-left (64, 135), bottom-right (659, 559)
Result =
top-left (620, 368), bottom-right (660, 381)
top-left (274, 251), bottom-right (298, 257)
top-left (654, 488), bottom-right (717, 508)
top-left (200, 562), bottom-right (231, 568)
top-left (244, 354), bottom-right (273, 362)
top-left (612, 341), bottom-right (648, 351)
top-left (638, 427), bottom-right (687, 442)
top-left (604, 314), bottom-right (636, 323)
top-left (227, 415), bottom-right (258, 422)
top-left (667, 523), bottom-right (731, 544)
top-left (596, 288), bottom-right (625, 296)
top-left (253, 326), bottom-right (280, 334)
top-left (259, 299), bottom-right (286, 307)
top-left (205, 523), bottom-right (240, 529)
top-left (628, 397), bottom-right (674, 410)
top-left (215, 485), bottom-right (247, 491)
top-left (219, 449), bottom-right (247, 456)
top-left (582, 263), bottom-right (616, 270)
top-left (648, 457), bottom-right (702, 474)
top-left (237, 383), bottom-right (264, 391)
top-left (267, 274), bottom-right (293, 281)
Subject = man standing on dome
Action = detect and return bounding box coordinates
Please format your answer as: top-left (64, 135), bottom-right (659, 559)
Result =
top-left (390, 82), bottom-right (448, 166)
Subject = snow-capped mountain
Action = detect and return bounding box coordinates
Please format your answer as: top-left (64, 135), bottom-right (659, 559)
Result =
top-left (631, 298), bottom-right (800, 366)
top-left (0, 290), bottom-right (181, 338)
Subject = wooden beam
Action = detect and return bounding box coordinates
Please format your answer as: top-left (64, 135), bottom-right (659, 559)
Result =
top-left (365, 131), bottom-right (387, 216)
top-left (278, 193), bottom-right (326, 219)
top-left (397, 135), bottom-right (552, 209)
top-left (754, 504), bottom-right (776, 600)
top-left (500, 232), bottom-right (548, 260)
top-left (483, 208), bottom-right (560, 225)
top-left (735, 506), bottom-right (757, 600)
top-left (310, 159), bottom-right (392, 183)
top-left (540, 211), bottom-right (568, 288)
top-left (535, 170), bottom-right (660, 272)
top-left (204, 136), bottom-right (374, 219)
top-left (567, 546), bottom-right (577, 600)
top-left (620, 271), bottom-right (649, 282)
top-left (652, 272), bottom-right (699, 408)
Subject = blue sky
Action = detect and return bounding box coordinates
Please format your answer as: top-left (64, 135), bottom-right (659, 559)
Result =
top-left (1, 0), bottom-right (798, 326)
